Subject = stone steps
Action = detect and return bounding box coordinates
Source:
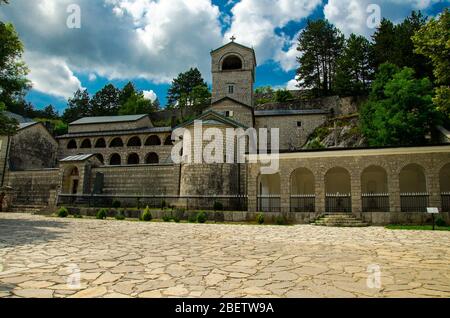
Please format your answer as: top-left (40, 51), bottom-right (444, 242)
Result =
top-left (9, 205), bottom-right (48, 214)
top-left (313, 213), bottom-right (369, 227)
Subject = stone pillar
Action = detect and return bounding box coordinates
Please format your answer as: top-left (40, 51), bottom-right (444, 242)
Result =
top-left (351, 171), bottom-right (362, 215)
top-left (280, 170), bottom-right (290, 213)
top-left (0, 186), bottom-right (14, 212)
top-left (389, 170), bottom-right (401, 213)
top-left (247, 164), bottom-right (258, 212)
top-left (427, 172), bottom-right (441, 211)
top-left (315, 172), bottom-right (325, 215)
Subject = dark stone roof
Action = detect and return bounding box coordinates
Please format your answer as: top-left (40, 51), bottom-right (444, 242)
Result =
top-left (254, 109), bottom-right (328, 117)
top-left (57, 126), bottom-right (172, 139)
top-left (70, 114), bottom-right (149, 125)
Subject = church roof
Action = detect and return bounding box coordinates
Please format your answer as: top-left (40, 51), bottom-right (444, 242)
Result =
top-left (60, 154), bottom-right (96, 162)
top-left (70, 114), bottom-right (149, 125)
top-left (57, 126), bottom-right (172, 139)
top-left (177, 110), bottom-right (249, 129)
top-left (211, 96), bottom-right (254, 109)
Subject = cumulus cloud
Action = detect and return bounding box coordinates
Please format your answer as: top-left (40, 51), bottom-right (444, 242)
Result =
top-left (224, 0), bottom-right (322, 70)
top-left (143, 90), bottom-right (157, 102)
top-left (324, 0), bottom-right (449, 37)
top-left (0, 0), bottom-right (223, 98)
top-left (25, 52), bottom-right (83, 99)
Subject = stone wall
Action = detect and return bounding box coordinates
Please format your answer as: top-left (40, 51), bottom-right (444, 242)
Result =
top-left (9, 123), bottom-right (58, 171)
top-left (4, 169), bottom-right (59, 205)
top-left (255, 114), bottom-right (327, 150)
top-left (90, 164), bottom-right (180, 196)
top-left (0, 136), bottom-right (9, 186)
top-left (207, 101), bottom-right (254, 128)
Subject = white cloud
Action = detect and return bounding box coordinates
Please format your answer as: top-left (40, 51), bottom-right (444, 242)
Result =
top-left (324, 0), bottom-right (449, 38)
top-left (88, 73), bottom-right (97, 81)
top-left (224, 0), bottom-right (322, 69)
top-left (25, 52), bottom-right (83, 99)
top-left (143, 90), bottom-right (157, 102)
top-left (286, 76), bottom-right (300, 90)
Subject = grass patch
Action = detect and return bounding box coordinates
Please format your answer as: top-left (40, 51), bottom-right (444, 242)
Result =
top-left (386, 225), bottom-right (450, 231)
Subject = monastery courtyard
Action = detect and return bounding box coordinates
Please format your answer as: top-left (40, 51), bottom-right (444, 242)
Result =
top-left (0, 213), bottom-right (449, 298)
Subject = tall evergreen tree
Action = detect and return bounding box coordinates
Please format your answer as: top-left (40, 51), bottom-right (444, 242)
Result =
top-left (90, 84), bottom-right (120, 116)
top-left (334, 34), bottom-right (373, 96)
top-left (62, 89), bottom-right (90, 123)
top-left (119, 82), bottom-right (137, 107)
top-left (295, 19), bottom-right (345, 97)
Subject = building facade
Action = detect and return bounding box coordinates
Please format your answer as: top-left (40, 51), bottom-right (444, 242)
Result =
top-left (1, 41), bottom-right (449, 224)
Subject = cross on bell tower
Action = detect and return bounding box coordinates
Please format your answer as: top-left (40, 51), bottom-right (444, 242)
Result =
top-left (230, 35), bottom-right (236, 42)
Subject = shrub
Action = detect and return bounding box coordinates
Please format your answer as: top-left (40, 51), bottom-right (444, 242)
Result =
top-left (141, 206), bottom-right (153, 222)
top-left (57, 207), bottom-right (69, 218)
top-left (188, 213), bottom-right (198, 223)
top-left (213, 201), bottom-right (224, 211)
top-left (435, 217), bottom-right (447, 227)
top-left (162, 214), bottom-right (172, 222)
top-left (115, 210), bottom-right (125, 220)
top-left (96, 208), bottom-right (108, 220)
top-left (173, 216), bottom-right (180, 223)
top-left (175, 208), bottom-right (186, 220)
top-left (197, 211), bottom-right (208, 224)
top-left (256, 213), bottom-right (265, 225)
top-left (161, 200), bottom-right (167, 209)
top-left (73, 214), bottom-right (83, 219)
top-left (112, 199), bottom-right (121, 209)
top-left (275, 215), bottom-right (287, 225)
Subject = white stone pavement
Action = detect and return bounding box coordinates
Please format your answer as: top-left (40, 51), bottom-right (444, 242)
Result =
top-left (0, 213), bottom-right (449, 298)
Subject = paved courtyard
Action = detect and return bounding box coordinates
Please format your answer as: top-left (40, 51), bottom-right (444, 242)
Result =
top-left (0, 213), bottom-right (449, 298)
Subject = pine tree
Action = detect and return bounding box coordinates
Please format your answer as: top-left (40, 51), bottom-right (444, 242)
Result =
top-left (90, 84), bottom-right (120, 117)
top-left (62, 89), bottom-right (90, 123)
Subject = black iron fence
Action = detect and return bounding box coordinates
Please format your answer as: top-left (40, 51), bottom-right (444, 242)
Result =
top-left (57, 194), bottom-right (248, 211)
top-left (400, 193), bottom-right (429, 212)
top-left (362, 193), bottom-right (390, 212)
top-left (257, 195), bottom-right (281, 212)
top-left (290, 195), bottom-right (315, 212)
top-left (325, 193), bottom-right (352, 213)
top-left (441, 192), bottom-right (450, 212)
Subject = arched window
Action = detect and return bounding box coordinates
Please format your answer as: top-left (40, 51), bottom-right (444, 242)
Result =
top-left (164, 135), bottom-right (173, 146)
top-left (145, 135), bottom-right (161, 146)
top-left (109, 154), bottom-right (121, 166)
top-left (95, 154), bottom-right (104, 164)
top-left (109, 137), bottom-right (124, 148)
top-left (325, 167), bottom-right (352, 213)
top-left (290, 168), bottom-right (315, 212)
top-left (127, 136), bottom-right (142, 147)
top-left (399, 164), bottom-right (428, 212)
top-left (440, 163), bottom-right (450, 212)
top-left (80, 139), bottom-right (92, 149)
top-left (127, 153), bottom-right (140, 165)
top-left (145, 152), bottom-right (159, 164)
top-left (257, 173), bottom-right (281, 212)
top-left (95, 138), bottom-right (106, 148)
top-left (67, 139), bottom-right (77, 149)
top-left (361, 166), bottom-right (389, 212)
top-left (222, 55), bottom-right (243, 70)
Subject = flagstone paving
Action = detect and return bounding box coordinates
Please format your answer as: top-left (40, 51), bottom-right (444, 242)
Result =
top-left (0, 213), bottom-right (449, 298)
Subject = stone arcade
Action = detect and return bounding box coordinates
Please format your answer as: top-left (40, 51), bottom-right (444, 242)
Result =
top-left (1, 41), bottom-right (449, 224)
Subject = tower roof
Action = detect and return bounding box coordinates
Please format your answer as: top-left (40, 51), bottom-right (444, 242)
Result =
top-left (211, 41), bottom-right (257, 66)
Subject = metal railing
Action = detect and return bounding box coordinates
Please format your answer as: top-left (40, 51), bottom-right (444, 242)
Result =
top-left (57, 194), bottom-right (248, 211)
top-left (325, 193), bottom-right (352, 213)
top-left (362, 193), bottom-right (390, 212)
top-left (441, 192), bottom-right (450, 212)
top-left (290, 194), bottom-right (315, 212)
top-left (257, 195), bottom-right (281, 212)
top-left (400, 193), bottom-right (429, 212)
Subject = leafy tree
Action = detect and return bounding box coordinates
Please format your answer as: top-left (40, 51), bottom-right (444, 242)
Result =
top-left (0, 102), bottom-right (18, 135)
top-left (119, 82), bottom-right (137, 107)
top-left (255, 86), bottom-right (274, 105)
top-left (274, 89), bottom-right (293, 102)
top-left (413, 9), bottom-right (450, 124)
top-left (296, 19), bottom-right (345, 97)
top-left (90, 83), bottom-right (120, 117)
top-left (0, 22), bottom-right (31, 112)
top-left (153, 97), bottom-right (161, 110)
top-left (334, 34), bottom-right (373, 96)
top-left (62, 89), bottom-right (90, 123)
top-left (360, 63), bottom-right (438, 146)
top-left (119, 92), bottom-right (155, 115)
top-left (41, 104), bottom-right (58, 119)
top-left (167, 68), bottom-right (209, 118)
top-left (372, 12), bottom-right (432, 78)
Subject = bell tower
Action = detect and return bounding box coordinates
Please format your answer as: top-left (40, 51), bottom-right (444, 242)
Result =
top-left (211, 39), bottom-right (256, 107)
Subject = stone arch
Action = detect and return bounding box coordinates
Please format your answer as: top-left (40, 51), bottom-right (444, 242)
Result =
top-left (361, 165), bottom-right (388, 194)
top-left (145, 135), bottom-right (161, 146)
top-left (325, 167), bottom-right (351, 213)
top-left (257, 173), bottom-right (281, 212)
top-left (80, 139), bottom-right (92, 149)
top-left (440, 163), bottom-right (450, 212)
top-left (222, 54), bottom-right (243, 70)
top-left (109, 153), bottom-right (121, 166)
top-left (62, 166), bottom-right (80, 194)
top-left (164, 135), bottom-right (173, 146)
top-left (127, 136), bottom-right (142, 147)
top-left (127, 153), bottom-right (140, 165)
top-left (94, 138), bottom-right (106, 148)
top-left (109, 137), bottom-right (124, 148)
top-left (145, 152), bottom-right (159, 164)
top-left (399, 163), bottom-right (427, 193)
top-left (67, 139), bottom-right (77, 149)
top-left (95, 154), bottom-right (104, 165)
top-left (290, 168), bottom-right (315, 212)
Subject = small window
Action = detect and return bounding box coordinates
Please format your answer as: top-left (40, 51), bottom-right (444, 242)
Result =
top-left (225, 111), bottom-right (234, 118)
top-left (228, 85), bottom-right (234, 94)
top-left (297, 121), bottom-right (302, 127)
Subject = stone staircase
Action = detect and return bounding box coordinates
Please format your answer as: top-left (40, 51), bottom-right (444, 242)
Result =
top-left (313, 213), bottom-right (369, 227)
top-left (8, 205), bottom-right (48, 214)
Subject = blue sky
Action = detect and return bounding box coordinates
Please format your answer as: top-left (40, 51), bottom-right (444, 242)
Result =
top-left (0, 0), bottom-right (447, 113)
